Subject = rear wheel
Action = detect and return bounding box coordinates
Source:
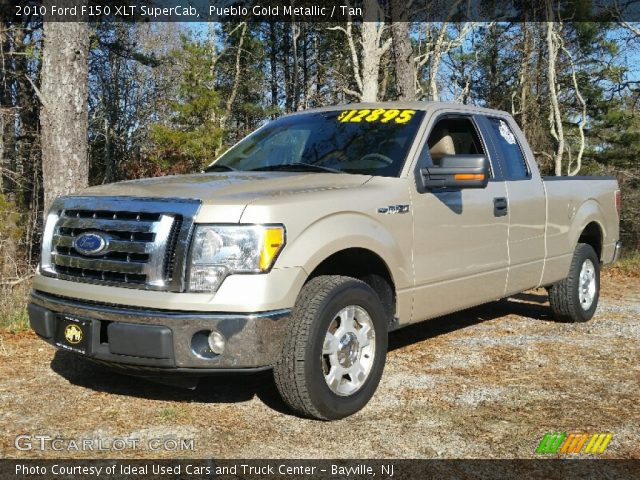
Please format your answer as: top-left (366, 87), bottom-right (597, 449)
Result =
top-left (548, 243), bottom-right (600, 322)
top-left (274, 275), bottom-right (388, 420)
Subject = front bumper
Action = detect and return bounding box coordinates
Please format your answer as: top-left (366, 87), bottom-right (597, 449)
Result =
top-left (28, 291), bottom-right (290, 371)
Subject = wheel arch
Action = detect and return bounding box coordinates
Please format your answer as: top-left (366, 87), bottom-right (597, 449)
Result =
top-left (305, 248), bottom-right (397, 320)
top-left (276, 212), bottom-right (411, 310)
top-left (578, 221), bottom-right (604, 261)
top-left (571, 200), bottom-right (606, 262)
top-left (275, 211), bottom-right (413, 323)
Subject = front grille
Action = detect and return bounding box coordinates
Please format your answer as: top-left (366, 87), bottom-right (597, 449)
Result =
top-left (51, 210), bottom-right (173, 287)
top-left (44, 196), bottom-right (201, 291)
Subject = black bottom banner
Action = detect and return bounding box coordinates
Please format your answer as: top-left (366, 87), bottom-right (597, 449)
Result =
top-left (1, 459), bottom-right (639, 480)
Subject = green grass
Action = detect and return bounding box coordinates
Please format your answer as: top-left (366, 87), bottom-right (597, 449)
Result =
top-left (1, 308), bottom-right (29, 332)
top-left (0, 283), bottom-right (31, 333)
top-left (158, 407), bottom-right (179, 420)
top-left (157, 406), bottom-right (193, 423)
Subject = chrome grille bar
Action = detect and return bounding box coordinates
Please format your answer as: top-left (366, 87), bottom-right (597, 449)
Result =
top-left (51, 253), bottom-right (147, 274)
top-left (53, 235), bottom-right (151, 254)
top-left (58, 217), bottom-right (156, 233)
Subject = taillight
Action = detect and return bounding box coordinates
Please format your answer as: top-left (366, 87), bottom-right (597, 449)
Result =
top-left (615, 190), bottom-right (621, 215)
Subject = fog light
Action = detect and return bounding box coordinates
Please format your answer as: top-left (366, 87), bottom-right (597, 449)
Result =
top-left (207, 331), bottom-right (226, 355)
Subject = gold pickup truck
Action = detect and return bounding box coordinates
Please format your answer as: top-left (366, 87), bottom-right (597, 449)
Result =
top-left (29, 102), bottom-right (621, 420)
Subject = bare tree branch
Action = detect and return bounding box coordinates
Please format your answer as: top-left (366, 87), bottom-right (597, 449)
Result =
top-left (0, 274), bottom-right (34, 287)
top-left (328, 21), bottom-right (363, 98)
top-left (24, 74), bottom-right (50, 112)
top-left (413, 1), bottom-right (477, 101)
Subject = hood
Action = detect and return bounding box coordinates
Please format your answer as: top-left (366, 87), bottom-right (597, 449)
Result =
top-left (77, 171), bottom-right (372, 205)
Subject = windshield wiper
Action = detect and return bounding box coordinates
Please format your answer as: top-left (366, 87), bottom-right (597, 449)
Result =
top-left (204, 163), bottom-right (238, 172)
top-left (250, 163), bottom-right (341, 173)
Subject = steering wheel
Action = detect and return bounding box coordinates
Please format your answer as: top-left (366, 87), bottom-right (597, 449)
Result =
top-left (358, 153), bottom-right (394, 166)
top-left (316, 150), bottom-right (349, 166)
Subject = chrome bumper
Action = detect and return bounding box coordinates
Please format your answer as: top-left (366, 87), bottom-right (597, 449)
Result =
top-left (29, 291), bottom-right (290, 370)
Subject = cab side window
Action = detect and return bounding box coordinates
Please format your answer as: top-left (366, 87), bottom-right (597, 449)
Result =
top-left (427, 117), bottom-right (485, 165)
top-left (487, 118), bottom-right (529, 179)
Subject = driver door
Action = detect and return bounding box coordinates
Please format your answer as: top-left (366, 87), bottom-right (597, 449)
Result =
top-left (410, 114), bottom-right (509, 322)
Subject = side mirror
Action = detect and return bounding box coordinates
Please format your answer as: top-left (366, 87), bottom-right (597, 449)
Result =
top-left (419, 154), bottom-right (489, 190)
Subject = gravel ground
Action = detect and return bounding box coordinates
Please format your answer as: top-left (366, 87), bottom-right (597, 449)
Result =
top-left (1, 275), bottom-right (638, 459)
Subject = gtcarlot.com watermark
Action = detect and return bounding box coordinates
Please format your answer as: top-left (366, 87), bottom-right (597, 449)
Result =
top-left (14, 434), bottom-right (195, 452)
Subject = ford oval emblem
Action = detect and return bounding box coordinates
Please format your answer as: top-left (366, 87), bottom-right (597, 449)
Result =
top-left (74, 232), bottom-right (108, 256)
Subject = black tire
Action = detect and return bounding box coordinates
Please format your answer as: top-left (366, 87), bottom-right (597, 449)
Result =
top-left (548, 243), bottom-right (600, 322)
top-left (274, 275), bottom-right (388, 420)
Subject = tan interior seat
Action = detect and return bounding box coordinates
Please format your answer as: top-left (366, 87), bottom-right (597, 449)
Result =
top-left (428, 127), bottom-right (456, 162)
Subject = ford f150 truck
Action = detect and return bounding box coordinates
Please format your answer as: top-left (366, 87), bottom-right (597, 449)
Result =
top-left (29, 102), bottom-right (621, 420)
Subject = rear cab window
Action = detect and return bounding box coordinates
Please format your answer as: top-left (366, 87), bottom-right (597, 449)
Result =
top-left (486, 118), bottom-right (530, 180)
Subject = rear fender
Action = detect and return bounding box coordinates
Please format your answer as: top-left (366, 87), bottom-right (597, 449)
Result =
top-left (570, 200), bottom-right (606, 259)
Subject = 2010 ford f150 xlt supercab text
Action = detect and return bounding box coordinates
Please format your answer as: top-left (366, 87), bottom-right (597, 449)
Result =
top-left (29, 102), bottom-right (621, 420)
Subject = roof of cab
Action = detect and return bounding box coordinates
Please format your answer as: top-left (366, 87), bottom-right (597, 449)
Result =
top-left (284, 101), bottom-right (511, 118)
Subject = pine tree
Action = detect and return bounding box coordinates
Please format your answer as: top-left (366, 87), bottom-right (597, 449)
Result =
top-left (150, 37), bottom-right (223, 173)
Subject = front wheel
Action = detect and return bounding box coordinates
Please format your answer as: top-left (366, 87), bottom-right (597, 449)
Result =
top-left (274, 275), bottom-right (388, 420)
top-left (548, 243), bottom-right (600, 322)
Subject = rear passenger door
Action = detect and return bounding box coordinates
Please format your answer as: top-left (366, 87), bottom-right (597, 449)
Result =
top-left (410, 114), bottom-right (509, 322)
top-left (477, 115), bottom-right (546, 295)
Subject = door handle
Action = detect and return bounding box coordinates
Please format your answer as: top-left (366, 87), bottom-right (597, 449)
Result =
top-left (494, 197), bottom-right (508, 217)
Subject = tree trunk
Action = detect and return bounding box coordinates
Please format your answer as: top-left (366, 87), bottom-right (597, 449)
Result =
top-left (314, 32), bottom-right (323, 102)
top-left (546, 2), bottom-right (564, 176)
top-left (220, 22), bottom-right (247, 132)
top-left (269, 23), bottom-right (278, 116)
top-left (40, 21), bottom-right (89, 214)
top-left (391, 22), bottom-right (414, 101)
top-left (485, 23), bottom-right (500, 107)
top-left (360, 21), bottom-right (382, 102)
top-left (302, 26), bottom-right (309, 108)
top-left (1, 25), bottom-right (17, 198)
top-left (104, 117), bottom-right (114, 183)
top-left (0, 110), bottom-right (4, 195)
top-left (390, 0), bottom-right (415, 101)
top-left (563, 44), bottom-right (586, 176)
top-left (292, 21), bottom-right (300, 110)
top-left (518, 22), bottom-right (531, 133)
top-left (427, 22), bottom-right (450, 101)
top-left (283, 28), bottom-right (292, 112)
top-left (359, 0), bottom-right (390, 103)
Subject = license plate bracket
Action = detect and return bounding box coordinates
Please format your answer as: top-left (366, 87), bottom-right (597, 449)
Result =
top-left (55, 315), bottom-right (92, 354)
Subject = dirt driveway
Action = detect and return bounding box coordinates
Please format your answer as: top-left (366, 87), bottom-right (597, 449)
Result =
top-left (1, 275), bottom-right (638, 459)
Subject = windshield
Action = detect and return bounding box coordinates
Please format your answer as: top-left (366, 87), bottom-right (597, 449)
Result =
top-left (207, 108), bottom-right (425, 177)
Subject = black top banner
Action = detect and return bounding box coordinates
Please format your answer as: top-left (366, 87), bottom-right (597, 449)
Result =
top-left (3, 0), bottom-right (640, 22)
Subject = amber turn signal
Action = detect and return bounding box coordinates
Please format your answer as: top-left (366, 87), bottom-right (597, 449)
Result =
top-left (454, 173), bottom-right (485, 181)
top-left (259, 227), bottom-right (285, 271)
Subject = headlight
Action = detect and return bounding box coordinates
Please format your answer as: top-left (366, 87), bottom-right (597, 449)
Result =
top-left (188, 225), bottom-right (285, 292)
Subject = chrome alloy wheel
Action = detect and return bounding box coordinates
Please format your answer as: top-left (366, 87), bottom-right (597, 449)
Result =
top-left (322, 305), bottom-right (376, 396)
top-left (579, 258), bottom-right (597, 310)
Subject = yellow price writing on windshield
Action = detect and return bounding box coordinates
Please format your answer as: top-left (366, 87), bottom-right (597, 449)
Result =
top-left (337, 109), bottom-right (416, 124)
